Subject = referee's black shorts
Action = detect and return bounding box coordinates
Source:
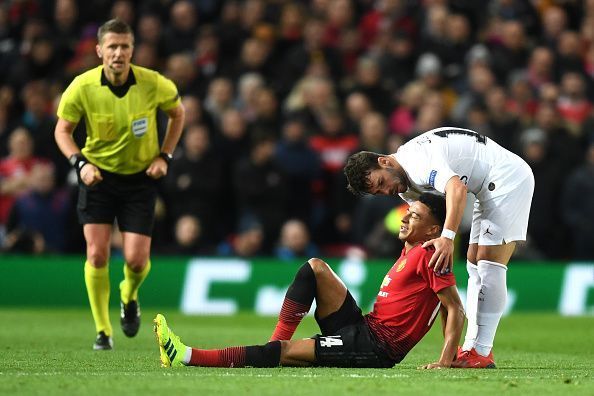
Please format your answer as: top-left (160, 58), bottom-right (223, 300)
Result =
top-left (312, 291), bottom-right (396, 368)
top-left (77, 168), bottom-right (157, 236)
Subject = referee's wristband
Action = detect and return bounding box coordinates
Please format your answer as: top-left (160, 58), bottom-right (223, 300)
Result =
top-left (441, 228), bottom-right (456, 240)
top-left (69, 154), bottom-right (89, 175)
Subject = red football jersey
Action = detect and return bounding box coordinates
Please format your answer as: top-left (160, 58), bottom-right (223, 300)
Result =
top-left (365, 244), bottom-right (456, 362)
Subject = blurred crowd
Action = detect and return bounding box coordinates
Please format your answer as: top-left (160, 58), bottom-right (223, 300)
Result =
top-left (1, 0), bottom-right (594, 260)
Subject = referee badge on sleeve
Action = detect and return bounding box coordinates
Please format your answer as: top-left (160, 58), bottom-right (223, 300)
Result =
top-left (131, 117), bottom-right (148, 137)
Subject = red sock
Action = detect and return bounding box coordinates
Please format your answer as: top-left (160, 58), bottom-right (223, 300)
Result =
top-left (189, 346), bottom-right (246, 367)
top-left (270, 298), bottom-right (311, 341)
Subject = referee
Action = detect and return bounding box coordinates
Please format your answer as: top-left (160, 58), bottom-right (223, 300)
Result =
top-left (54, 19), bottom-right (185, 350)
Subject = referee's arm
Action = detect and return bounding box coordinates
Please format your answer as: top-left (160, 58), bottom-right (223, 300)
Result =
top-left (54, 118), bottom-right (81, 159)
top-left (146, 103), bottom-right (185, 179)
top-left (160, 103), bottom-right (185, 155)
top-left (55, 118), bottom-right (103, 186)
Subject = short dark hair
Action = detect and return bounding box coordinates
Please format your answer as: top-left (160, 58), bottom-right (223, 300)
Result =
top-left (344, 151), bottom-right (382, 196)
top-left (418, 193), bottom-right (446, 228)
top-left (97, 19), bottom-right (134, 44)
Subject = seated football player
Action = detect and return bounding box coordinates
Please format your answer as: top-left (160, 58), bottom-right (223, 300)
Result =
top-left (154, 193), bottom-right (465, 369)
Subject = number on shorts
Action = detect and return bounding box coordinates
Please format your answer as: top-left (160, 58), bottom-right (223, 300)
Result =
top-left (433, 129), bottom-right (487, 144)
top-left (319, 336), bottom-right (344, 347)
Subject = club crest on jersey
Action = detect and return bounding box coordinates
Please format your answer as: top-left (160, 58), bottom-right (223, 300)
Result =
top-left (428, 170), bottom-right (437, 187)
top-left (396, 258), bottom-right (407, 272)
top-left (131, 117), bottom-right (148, 137)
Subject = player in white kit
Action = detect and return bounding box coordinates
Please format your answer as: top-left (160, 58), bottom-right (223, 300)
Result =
top-left (344, 127), bottom-right (534, 368)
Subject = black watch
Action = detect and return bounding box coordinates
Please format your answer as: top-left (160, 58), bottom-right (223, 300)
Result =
top-left (159, 152), bottom-right (173, 165)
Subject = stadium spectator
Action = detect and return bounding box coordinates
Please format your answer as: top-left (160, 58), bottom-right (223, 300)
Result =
top-left (562, 139), bottom-right (594, 259)
top-left (359, 112), bottom-right (388, 154)
top-left (159, 214), bottom-right (214, 256)
top-left (389, 81), bottom-right (427, 137)
top-left (53, 20), bottom-right (185, 351)
top-left (348, 56), bottom-right (393, 116)
top-left (204, 77), bottom-right (235, 127)
top-left (233, 134), bottom-right (288, 251)
top-left (557, 71), bottom-right (592, 136)
top-left (274, 117), bottom-right (321, 223)
top-left (5, 162), bottom-right (69, 253)
top-left (344, 92), bottom-right (373, 136)
top-left (533, 103), bottom-right (583, 175)
top-left (275, 219), bottom-right (319, 261)
top-left (519, 128), bottom-right (565, 259)
top-left (0, 127), bottom-right (45, 227)
top-left (281, 18), bottom-right (343, 96)
top-left (161, 0), bottom-right (198, 57)
top-left (163, 124), bottom-right (223, 244)
top-left (378, 30), bottom-right (416, 91)
top-left (154, 194), bottom-right (465, 369)
top-left (484, 86), bottom-right (521, 153)
top-left (451, 64), bottom-right (496, 124)
top-left (217, 216), bottom-right (265, 258)
top-left (490, 21), bottom-right (530, 84)
top-left (164, 53), bottom-right (199, 97)
top-left (249, 87), bottom-right (281, 137)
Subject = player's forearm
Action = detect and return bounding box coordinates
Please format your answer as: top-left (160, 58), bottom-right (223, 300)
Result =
top-left (443, 178), bottom-right (467, 233)
top-left (160, 106), bottom-right (185, 154)
top-left (438, 305), bottom-right (465, 366)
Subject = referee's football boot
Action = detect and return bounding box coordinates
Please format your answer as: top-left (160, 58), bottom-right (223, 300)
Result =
top-left (93, 331), bottom-right (113, 350)
top-left (120, 300), bottom-right (141, 337)
top-left (153, 314), bottom-right (186, 367)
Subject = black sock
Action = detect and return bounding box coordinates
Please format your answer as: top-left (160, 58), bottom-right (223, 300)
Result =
top-left (285, 262), bottom-right (317, 305)
top-left (245, 341), bottom-right (282, 367)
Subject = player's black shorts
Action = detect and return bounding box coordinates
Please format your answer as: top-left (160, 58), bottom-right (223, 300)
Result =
top-left (77, 168), bottom-right (157, 236)
top-left (313, 291), bottom-right (396, 368)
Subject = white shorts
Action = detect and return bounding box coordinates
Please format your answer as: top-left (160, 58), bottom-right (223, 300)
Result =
top-left (469, 168), bottom-right (535, 246)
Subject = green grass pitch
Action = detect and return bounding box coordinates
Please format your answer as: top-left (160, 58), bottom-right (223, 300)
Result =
top-left (0, 309), bottom-right (592, 396)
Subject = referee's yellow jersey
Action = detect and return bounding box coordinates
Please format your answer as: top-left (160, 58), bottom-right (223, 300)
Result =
top-left (57, 64), bottom-right (181, 174)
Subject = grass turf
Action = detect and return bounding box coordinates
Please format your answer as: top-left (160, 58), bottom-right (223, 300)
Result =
top-left (0, 309), bottom-right (592, 396)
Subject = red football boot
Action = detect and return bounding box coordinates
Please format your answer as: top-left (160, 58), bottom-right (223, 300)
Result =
top-left (452, 348), bottom-right (496, 368)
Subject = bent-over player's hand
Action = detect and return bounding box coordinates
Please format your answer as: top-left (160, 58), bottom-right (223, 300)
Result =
top-left (146, 156), bottom-right (168, 179)
top-left (418, 362), bottom-right (450, 369)
top-left (80, 163), bottom-right (103, 186)
top-left (423, 236), bottom-right (454, 274)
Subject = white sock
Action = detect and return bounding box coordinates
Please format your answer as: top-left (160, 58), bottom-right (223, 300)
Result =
top-left (475, 260), bottom-right (507, 357)
top-left (462, 261), bottom-right (480, 351)
top-left (183, 346), bottom-right (192, 365)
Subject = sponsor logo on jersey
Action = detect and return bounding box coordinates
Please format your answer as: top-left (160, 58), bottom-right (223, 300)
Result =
top-left (428, 170), bottom-right (437, 187)
top-left (131, 117), bottom-right (148, 137)
top-left (381, 275), bottom-right (392, 288)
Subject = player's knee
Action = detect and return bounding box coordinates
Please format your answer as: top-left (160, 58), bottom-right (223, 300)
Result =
top-left (307, 258), bottom-right (329, 275)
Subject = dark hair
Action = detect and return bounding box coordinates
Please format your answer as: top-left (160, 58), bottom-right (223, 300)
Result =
top-left (418, 193), bottom-right (446, 228)
top-left (97, 19), bottom-right (134, 44)
top-left (344, 151), bottom-right (382, 196)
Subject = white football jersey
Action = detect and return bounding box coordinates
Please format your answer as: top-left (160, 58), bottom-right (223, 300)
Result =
top-left (392, 127), bottom-right (531, 204)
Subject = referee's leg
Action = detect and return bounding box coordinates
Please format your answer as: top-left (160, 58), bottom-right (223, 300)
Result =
top-left (119, 232), bottom-right (152, 336)
top-left (83, 224), bottom-right (113, 344)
